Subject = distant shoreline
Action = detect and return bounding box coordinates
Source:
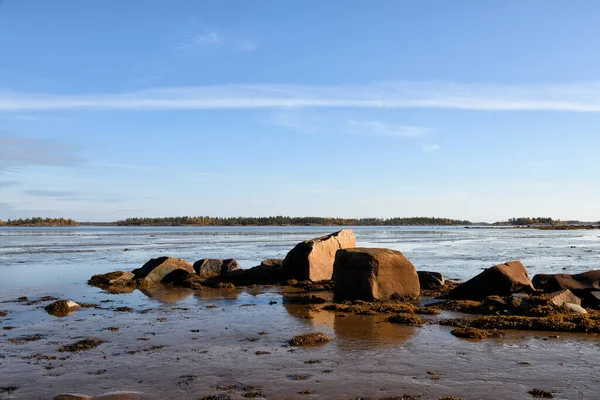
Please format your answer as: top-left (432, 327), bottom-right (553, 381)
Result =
top-left (1, 216), bottom-right (598, 228)
top-left (1, 223), bottom-right (599, 230)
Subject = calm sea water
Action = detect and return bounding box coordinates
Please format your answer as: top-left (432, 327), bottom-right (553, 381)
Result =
top-left (1, 225), bottom-right (599, 298)
top-left (2, 226), bottom-right (600, 399)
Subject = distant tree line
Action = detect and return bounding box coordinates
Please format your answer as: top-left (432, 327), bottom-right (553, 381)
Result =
top-left (495, 217), bottom-right (555, 226)
top-left (0, 217), bottom-right (80, 226)
top-left (114, 216), bottom-right (472, 226)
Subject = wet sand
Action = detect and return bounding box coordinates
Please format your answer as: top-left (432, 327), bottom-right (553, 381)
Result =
top-left (2, 286), bottom-right (599, 400)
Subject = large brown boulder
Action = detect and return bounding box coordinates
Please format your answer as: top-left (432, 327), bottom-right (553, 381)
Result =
top-left (132, 256), bottom-right (194, 287)
top-left (283, 229), bottom-right (356, 281)
top-left (193, 258), bottom-right (241, 279)
top-left (532, 270), bottom-right (600, 296)
top-left (447, 261), bottom-right (535, 300)
top-left (333, 247), bottom-right (420, 301)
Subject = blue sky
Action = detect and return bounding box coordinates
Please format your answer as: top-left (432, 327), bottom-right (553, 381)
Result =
top-left (1, 0), bottom-right (600, 222)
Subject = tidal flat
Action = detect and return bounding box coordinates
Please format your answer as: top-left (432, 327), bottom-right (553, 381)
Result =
top-left (2, 226), bottom-right (600, 399)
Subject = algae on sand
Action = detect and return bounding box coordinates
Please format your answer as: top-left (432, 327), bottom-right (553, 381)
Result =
top-left (289, 332), bottom-right (331, 346)
top-left (58, 338), bottom-right (104, 352)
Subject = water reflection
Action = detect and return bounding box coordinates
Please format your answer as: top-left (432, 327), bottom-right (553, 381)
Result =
top-left (139, 287), bottom-right (194, 303)
top-left (193, 288), bottom-right (242, 301)
top-left (333, 314), bottom-right (416, 349)
top-left (284, 303), bottom-right (416, 348)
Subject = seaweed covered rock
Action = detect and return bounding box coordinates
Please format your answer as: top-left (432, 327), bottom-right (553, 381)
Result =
top-left (283, 229), bottom-right (356, 281)
top-left (447, 261), bottom-right (535, 300)
top-left (533, 270), bottom-right (600, 296)
top-left (418, 271), bottom-right (445, 289)
top-left (288, 332), bottom-right (331, 346)
top-left (45, 300), bottom-right (80, 317)
top-left (132, 257), bottom-right (194, 287)
top-left (193, 258), bottom-right (241, 279)
top-left (333, 247), bottom-right (420, 301)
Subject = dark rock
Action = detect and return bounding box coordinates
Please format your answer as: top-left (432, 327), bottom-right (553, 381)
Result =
top-left (132, 257), bottom-right (194, 287)
top-left (333, 247), bottom-right (420, 301)
top-left (533, 270), bottom-right (600, 296)
top-left (260, 258), bottom-right (284, 268)
top-left (193, 258), bottom-right (241, 279)
top-left (584, 291), bottom-right (600, 309)
top-left (283, 229), bottom-right (356, 281)
top-left (162, 269), bottom-right (204, 289)
top-left (447, 261), bottom-right (535, 300)
top-left (418, 271), bottom-right (445, 289)
top-left (482, 295), bottom-right (508, 311)
top-left (225, 263), bottom-right (284, 286)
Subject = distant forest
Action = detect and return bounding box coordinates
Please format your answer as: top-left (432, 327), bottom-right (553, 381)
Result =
top-left (1, 216), bottom-right (597, 227)
top-left (0, 217), bottom-right (80, 226)
top-left (113, 216), bottom-right (472, 226)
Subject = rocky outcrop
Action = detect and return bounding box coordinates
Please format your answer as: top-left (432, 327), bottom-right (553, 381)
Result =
top-left (417, 271), bottom-right (445, 289)
top-left (532, 270), bottom-right (600, 296)
top-left (193, 258), bottom-right (241, 279)
top-left (283, 229), bottom-right (356, 281)
top-left (131, 256), bottom-right (194, 287)
top-left (447, 261), bottom-right (535, 300)
top-left (333, 247), bottom-right (420, 301)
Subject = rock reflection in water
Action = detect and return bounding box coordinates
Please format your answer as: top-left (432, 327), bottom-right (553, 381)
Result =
top-left (333, 314), bottom-right (416, 349)
top-left (193, 288), bottom-right (241, 301)
top-left (139, 287), bottom-right (194, 303)
top-left (284, 303), bottom-right (416, 348)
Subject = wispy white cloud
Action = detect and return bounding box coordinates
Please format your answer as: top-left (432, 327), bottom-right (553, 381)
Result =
top-left (347, 120), bottom-right (428, 137)
top-left (192, 31), bottom-right (221, 44)
top-left (22, 189), bottom-right (123, 203)
top-left (3, 81), bottom-right (600, 112)
top-left (268, 111), bottom-right (429, 138)
top-left (10, 114), bottom-right (38, 121)
top-left (422, 144), bottom-right (441, 152)
top-left (178, 28), bottom-right (258, 53)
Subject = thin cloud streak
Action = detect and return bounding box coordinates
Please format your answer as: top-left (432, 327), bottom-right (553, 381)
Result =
top-left (0, 136), bottom-right (83, 170)
top-left (422, 144), bottom-right (441, 152)
top-left (3, 81), bottom-right (600, 112)
top-left (268, 111), bottom-right (429, 138)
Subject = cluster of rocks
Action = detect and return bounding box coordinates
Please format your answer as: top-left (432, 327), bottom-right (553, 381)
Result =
top-left (89, 229), bottom-right (426, 301)
top-left (88, 228), bottom-right (600, 311)
top-left (445, 260), bottom-right (600, 311)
